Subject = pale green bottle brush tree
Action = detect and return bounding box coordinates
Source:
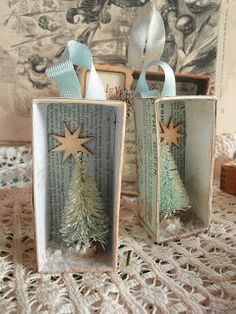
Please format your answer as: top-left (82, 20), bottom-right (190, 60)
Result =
top-left (160, 142), bottom-right (191, 219)
top-left (61, 156), bottom-right (109, 251)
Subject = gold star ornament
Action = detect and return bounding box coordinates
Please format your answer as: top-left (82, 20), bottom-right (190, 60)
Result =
top-left (159, 117), bottom-right (184, 148)
top-left (50, 123), bottom-right (93, 163)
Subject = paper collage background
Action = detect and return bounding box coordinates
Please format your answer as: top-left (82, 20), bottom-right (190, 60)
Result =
top-left (0, 1), bottom-right (220, 122)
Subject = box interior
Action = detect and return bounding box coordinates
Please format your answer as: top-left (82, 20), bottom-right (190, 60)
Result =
top-left (157, 97), bottom-right (216, 241)
top-left (185, 98), bottom-right (215, 226)
top-left (135, 96), bottom-right (215, 242)
top-left (33, 99), bottom-right (124, 272)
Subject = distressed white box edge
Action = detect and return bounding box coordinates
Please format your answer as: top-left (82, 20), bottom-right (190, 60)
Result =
top-left (135, 95), bottom-right (216, 243)
top-left (32, 98), bottom-right (126, 273)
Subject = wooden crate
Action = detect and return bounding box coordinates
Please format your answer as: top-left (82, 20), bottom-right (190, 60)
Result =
top-left (220, 160), bottom-right (236, 196)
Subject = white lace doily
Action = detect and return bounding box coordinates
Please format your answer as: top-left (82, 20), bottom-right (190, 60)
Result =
top-left (0, 145), bottom-right (236, 313)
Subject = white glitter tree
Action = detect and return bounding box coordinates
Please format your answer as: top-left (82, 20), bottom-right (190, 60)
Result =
top-left (60, 156), bottom-right (109, 253)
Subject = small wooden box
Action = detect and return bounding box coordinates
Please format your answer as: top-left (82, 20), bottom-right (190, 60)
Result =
top-left (220, 160), bottom-right (236, 196)
top-left (125, 71), bottom-right (211, 189)
top-left (134, 96), bottom-right (216, 242)
top-left (32, 98), bottom-right (126, 273)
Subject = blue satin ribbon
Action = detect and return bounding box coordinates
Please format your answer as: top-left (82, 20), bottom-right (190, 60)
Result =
top-left (46, 40), bottom-right (106, 100)
top-left (135, 60), bottom-right (176, 98)
top-left (128, 2), bottom-right (166, 70)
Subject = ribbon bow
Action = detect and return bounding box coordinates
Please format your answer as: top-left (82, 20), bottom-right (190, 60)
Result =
top-left (46, 40), bottom-right (106, 100)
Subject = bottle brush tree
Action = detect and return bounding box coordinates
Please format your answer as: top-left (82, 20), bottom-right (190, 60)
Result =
top-left (160, 142), bottom-right (191, 219)
top-left (60, 155), bottom-right (109, 252)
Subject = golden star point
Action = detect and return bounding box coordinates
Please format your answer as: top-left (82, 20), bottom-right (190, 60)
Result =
top-left (159, 117), bottom-right (184, 148)
top-left (50, 123), bottom-right (93, 163)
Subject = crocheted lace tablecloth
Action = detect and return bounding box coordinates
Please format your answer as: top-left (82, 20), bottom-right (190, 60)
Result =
top-left (0, 146), bottom-right (236, 314)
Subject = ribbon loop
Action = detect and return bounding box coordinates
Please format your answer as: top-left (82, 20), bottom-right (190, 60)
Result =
top-left (46, 40), bottom-right (106, 100)
top-left (135, 60), bottom-right (176, 98)
top-left (128, 2), bottom-right (165, 70)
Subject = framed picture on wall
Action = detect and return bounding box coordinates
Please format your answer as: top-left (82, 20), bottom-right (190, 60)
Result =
top-left (132, 71), bottom-right (211, 96)
top-left (80, 64), bottom-right (133, 99)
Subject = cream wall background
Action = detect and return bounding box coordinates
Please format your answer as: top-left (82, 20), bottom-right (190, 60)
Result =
top-left (0, 108), bottom-right (31, 142)
top-left (215, 0), bottom-right (236, 134)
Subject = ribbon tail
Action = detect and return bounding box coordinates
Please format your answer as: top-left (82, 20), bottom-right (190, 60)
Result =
top-left (86, 63), bottom-right (106, 100)
top-left (144, 9), bottom-right (165, 67)
top-left (128, 2), bottom-right (165, 70)
top-left (128, 3), bottom-right (150, 69)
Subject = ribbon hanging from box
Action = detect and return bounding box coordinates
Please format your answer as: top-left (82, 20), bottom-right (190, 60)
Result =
top-left (135, 59), bottom-right (176, 98)
top-left (128, 1), bottom-right (176, 98)
top-left (46, 40), bottom-right (106, 100)
top-left (128, 1), bottom-right (166, 70)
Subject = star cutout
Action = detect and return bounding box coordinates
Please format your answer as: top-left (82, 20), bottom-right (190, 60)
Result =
top-left (159, 117), bottom-right (184, 148)
top-left (50, 123), bottom-right (93, 163)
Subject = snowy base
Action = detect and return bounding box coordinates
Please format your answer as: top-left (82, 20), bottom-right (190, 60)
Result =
top-left (121, 181), bottom-right (137, 194)
top-left (75, 244), bottom-right (97, 258)
top-left (159, 216), bottom-right (183, 238)
top-left (158, 209), bottom-right (207, 242)
top-left (39, 241), bottom-right (113, 273)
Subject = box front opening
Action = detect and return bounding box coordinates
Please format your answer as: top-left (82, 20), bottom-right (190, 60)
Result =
top-left (184, 98), bottom-right (215, 229)
top-left (34, 100), bottom-right (123, 272)
top-left (158, 97), bottom-right (215, 241)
